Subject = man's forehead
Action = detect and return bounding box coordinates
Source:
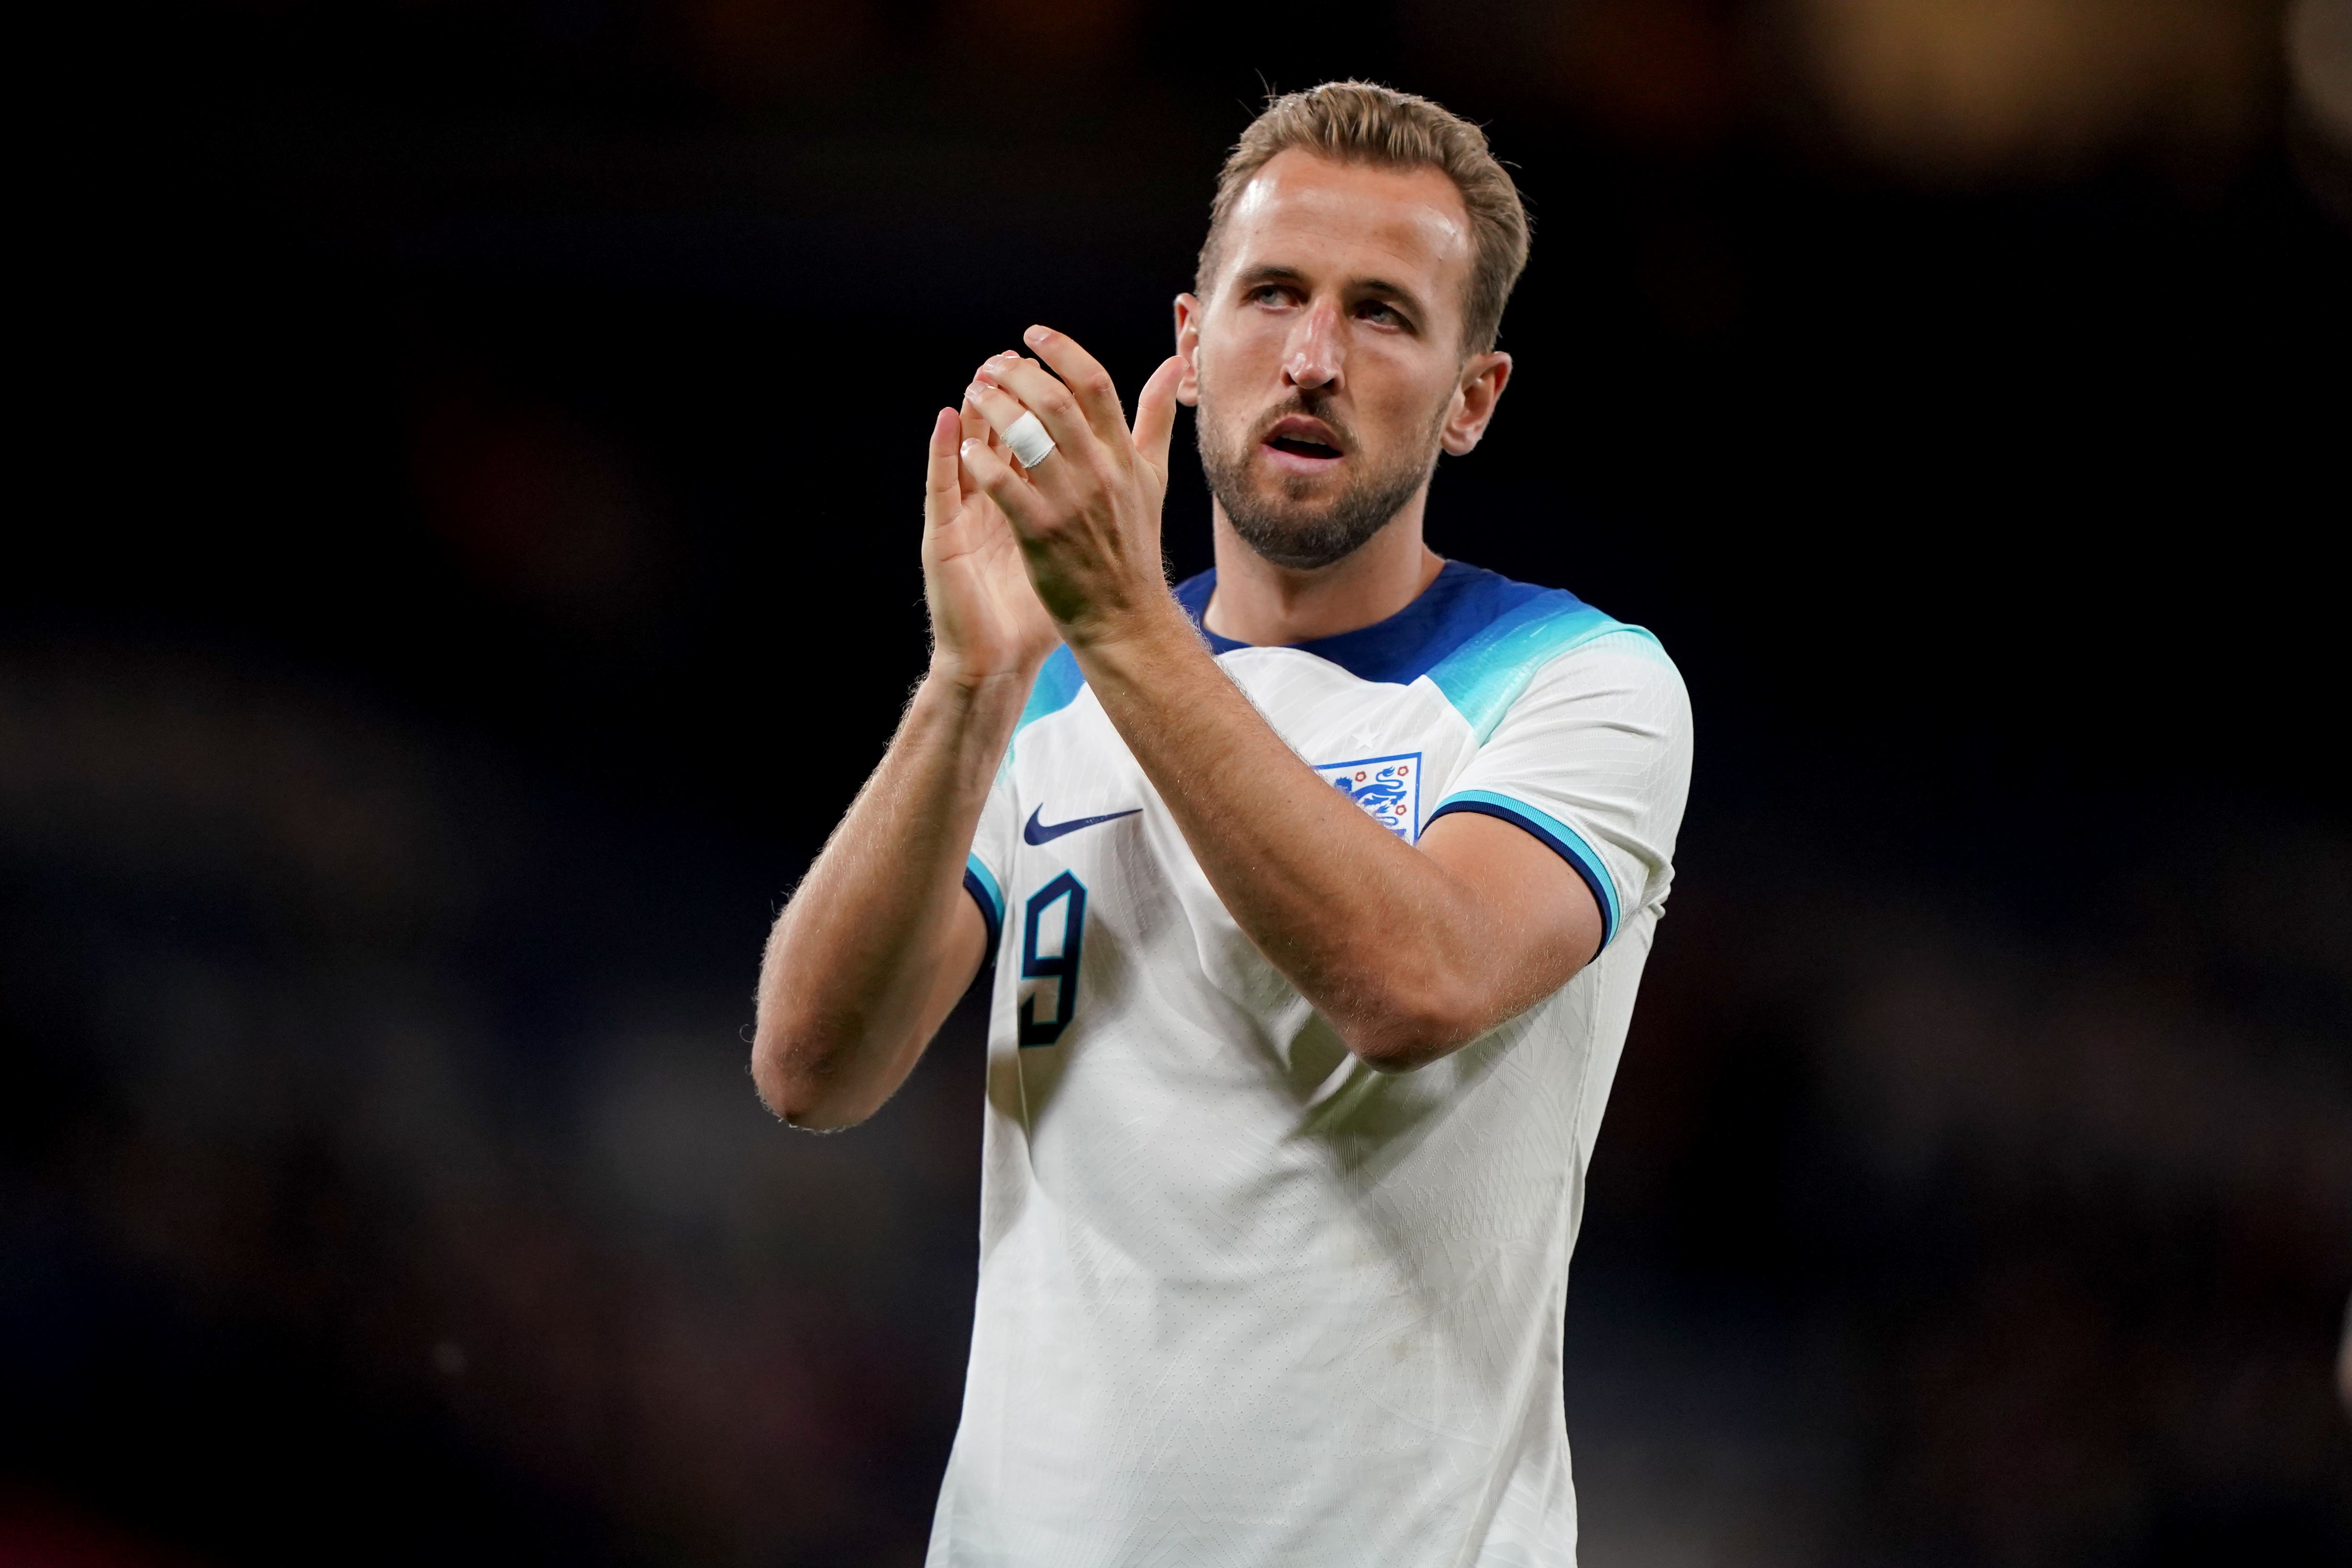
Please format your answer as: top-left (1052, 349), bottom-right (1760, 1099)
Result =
top-left (1224, 150), bottom-right (1471, 288)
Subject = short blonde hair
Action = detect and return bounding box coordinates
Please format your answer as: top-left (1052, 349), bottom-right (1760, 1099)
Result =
top-left (1196, 81), bottom-right (1532, 356)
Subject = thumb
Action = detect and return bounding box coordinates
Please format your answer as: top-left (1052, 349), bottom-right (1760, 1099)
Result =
top-left (1130, 356), bottom-right (1184, 481)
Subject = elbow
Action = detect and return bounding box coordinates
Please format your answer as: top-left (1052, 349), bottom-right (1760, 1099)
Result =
top-left (1338, 981), bottom-right (1490, 1075)
top-left (749, 1016), bottom-right (869, 1132)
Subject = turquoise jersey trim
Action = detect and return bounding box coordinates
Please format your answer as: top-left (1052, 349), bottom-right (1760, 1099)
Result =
top-left (1425, 595), bottom-right (1658, 741)
top-left (963, 854), bottom-right (1005, 950)
top-left (1016, 645), bottom-right (1085, 735)
top-left (1427, 789), bottom-right (1622, 945)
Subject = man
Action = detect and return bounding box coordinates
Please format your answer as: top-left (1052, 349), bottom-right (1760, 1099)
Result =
top-left (754, 81), bottom-right (1692, 1566)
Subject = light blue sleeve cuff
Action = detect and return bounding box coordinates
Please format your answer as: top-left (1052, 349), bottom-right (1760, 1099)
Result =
top-left (962, 854), bottom-right (1005, 954)
top-left (1425, 790), bottom-right (1622, 947)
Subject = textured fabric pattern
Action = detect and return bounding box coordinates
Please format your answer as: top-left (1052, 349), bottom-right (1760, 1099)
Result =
top-left (932, 567), bottom-right (1693, 1568)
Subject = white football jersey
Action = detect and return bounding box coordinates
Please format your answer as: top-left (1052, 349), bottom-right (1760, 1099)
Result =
top-left (931, 562), bottom-right (1693, 1568)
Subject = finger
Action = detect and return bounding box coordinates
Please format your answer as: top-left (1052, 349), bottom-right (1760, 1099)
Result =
top-left (961, 386), bottom-right (1013, 448)
top-left (962, 372), bottom-right (1083, 503)
top-left (1021, 325), bottom-right (1129, 451)
top-left (959, 434), bottom-right (1049, 539)
top-left (1130, 356), bottom-right (1184, 482)
top-left (925, 408), bottom-right (961, 526)
top-left (958, 397), bottom-right (996, 501)
top-left (972, 353), bottom-right (1103, 478)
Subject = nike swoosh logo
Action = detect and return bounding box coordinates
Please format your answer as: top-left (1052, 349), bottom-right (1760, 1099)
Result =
top-left (1023, 805), bottom-right (1141, 845)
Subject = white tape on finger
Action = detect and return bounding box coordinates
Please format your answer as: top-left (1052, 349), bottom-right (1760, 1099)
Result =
top-left (1005, 411), bottom-right (1056, 470)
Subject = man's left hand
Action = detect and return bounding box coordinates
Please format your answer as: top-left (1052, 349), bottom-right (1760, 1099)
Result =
top-left (960, 327), bottom-right (1185, 649)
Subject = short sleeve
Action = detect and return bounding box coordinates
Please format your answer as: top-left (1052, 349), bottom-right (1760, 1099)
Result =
top-left (964, 760), bottom-right (1019, 957)
top-left (1424, 631), bottom-right (1693, 949)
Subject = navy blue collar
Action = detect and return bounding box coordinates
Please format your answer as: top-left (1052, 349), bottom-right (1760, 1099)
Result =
top-left (1171, 560), bottom-right (1571, 687)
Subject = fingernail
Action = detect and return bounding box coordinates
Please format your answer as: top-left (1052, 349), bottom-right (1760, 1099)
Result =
top-left (1025, 325), bottom-right (1048, 345)
top-left (965, 381), bottom-right (987, 402)
top-left (960, 438), bottom-right (979, 456)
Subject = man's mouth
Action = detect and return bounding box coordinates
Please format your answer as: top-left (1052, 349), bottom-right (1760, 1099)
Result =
top-left (1268, 435), bottom-right (1341, 459)
top-left (1260, 415), bottom-right (1346, 473)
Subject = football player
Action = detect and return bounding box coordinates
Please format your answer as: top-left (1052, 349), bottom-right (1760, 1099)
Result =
top-left (755, 81), bottom-right (1693, 1567)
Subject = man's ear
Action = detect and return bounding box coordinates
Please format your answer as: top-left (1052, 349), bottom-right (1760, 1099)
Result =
top-left (1173, 293), bottom-right (1204, 408)
top-left (1440, 352), bottom-right (1512, 456)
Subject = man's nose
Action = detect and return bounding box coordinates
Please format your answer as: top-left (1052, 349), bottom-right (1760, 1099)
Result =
top-left (1282, 302), bottom-right (1343, 391)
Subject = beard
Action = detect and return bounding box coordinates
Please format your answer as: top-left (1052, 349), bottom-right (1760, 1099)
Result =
top-left (1195, 389), bottom-right (1447, 571)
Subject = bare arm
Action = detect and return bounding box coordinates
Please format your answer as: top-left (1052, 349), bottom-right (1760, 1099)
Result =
top-left (751, 673), bottom-right (1009, 1128)
top-left (959, 331), bottom-right (1598, 1072)
top-left (751, 404), bottom-right (1057, 1128)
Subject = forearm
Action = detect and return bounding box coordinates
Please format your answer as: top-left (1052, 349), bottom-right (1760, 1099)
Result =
top-left (753, 667), bottom-right (1025, 1126)
top-left (1072, 608), bottom-right (1500, 1066)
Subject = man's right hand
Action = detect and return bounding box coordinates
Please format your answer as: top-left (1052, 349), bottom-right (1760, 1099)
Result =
top-left (923, 393), bottom-right (1059, 688)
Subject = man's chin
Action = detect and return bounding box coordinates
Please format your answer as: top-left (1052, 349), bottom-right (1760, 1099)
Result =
top-left (1224, 500), bottom-right (1395, 572)
top-left (1240, 466), bottom-right (1346, 509)
top-left (1236, 498), bottom-right (1346, 537)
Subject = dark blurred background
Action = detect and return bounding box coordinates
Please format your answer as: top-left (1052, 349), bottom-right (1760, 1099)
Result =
top-left (8, 1), bottom-right (2351, 1563)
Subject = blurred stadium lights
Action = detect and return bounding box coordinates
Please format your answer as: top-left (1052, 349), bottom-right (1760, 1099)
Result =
top-left (1780, 0), bottom-right (2284, 182)
top-left (2289, 0), bottom-right (2352, 220)
top-left (2295, 0), bottom-right (2352, 142)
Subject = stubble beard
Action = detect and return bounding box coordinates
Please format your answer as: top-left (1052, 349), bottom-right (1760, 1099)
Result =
top-left (1195, 390), bottom-right (1448, 572)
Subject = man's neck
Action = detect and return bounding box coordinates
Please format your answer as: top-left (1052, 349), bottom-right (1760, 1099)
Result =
top-left (1201, 495), bottom-right (1445, 646)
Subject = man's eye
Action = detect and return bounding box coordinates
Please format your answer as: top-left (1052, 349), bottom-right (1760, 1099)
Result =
top-left (1249, 286), bottom-right (1289, 305)
top-left (1359, 302), bottom-right (1401, 325)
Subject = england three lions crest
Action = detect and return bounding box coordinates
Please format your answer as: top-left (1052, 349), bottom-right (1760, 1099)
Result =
top-left (1318, 752), bottom-right (1421, 840)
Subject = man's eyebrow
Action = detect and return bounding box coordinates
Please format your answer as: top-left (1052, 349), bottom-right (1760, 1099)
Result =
top-left (1353, 277), bottom-right (1428, 315)
top-left (1233, 265), bottom-right (1431, 317)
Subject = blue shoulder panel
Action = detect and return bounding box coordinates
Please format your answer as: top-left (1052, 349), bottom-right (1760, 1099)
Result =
top-left (1425, 593), bottom-right (1657, 741)
top-left (1016, 644), bottom-right (1085, 735)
